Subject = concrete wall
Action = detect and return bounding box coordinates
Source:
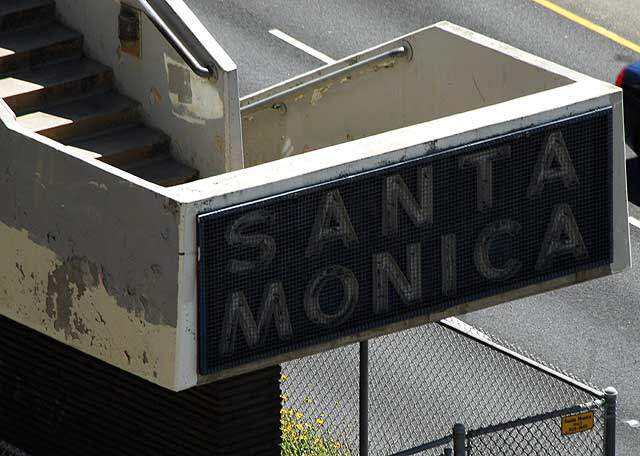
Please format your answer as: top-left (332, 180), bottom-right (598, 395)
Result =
top-left (0, 0), bottom-right (248, 392)
top-left (0, 19), bottom-right (629, 391)
top-left (240, 22), bottom-right (573, 167)
top-left (54, 0), bottom-right (243, 177)
top-left (0, 112), bottom-right (183, 389)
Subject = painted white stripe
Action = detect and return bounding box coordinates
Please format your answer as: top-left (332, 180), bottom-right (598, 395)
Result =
top-left (629, 216), bottom-right (640, 229)
top-left (269, 28), bottom-right (336, 64)
top-left (443, 317), bottom-right (493, 342)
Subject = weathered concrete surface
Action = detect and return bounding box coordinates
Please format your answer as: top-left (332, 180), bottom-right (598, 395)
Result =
top-left (0, 118), bottom-right (181, 388)
top-left (54, 0), bottom-right (243, 177)
top-left (240, 23), bottom-right (573, 167)
top-left (0, 20), bottom-right (628, 391)
top-left (1, 225), bottom-right (176, 385)
top-left (0, 0), bottom-right (242, 391)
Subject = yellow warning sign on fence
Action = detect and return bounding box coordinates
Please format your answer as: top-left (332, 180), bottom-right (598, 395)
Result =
top-left (561, 411), bottom-right (594, 435)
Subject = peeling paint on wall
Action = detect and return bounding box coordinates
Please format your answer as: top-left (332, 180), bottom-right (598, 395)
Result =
top-left (149, 87), bottom-right (162, 105)
top-left (168, 63), bottom-right (193, 103)
top-left (0, 128), bottom-right (181, 328)
top-left (0, 223), bottom-right (176, 386)
top-left (310, 82), bottom-right (334, 106)
top-left (281, 137), bottom-right (294, 158)
top-left (46, 256), bottom-right (100, 337)
top-left (87, 181), bottom-right (108, 191)
top-left (118, 4), bottom-right (141, 59)
top-left (164, 54), bottom-right (224, 125)
top-left (215, 135), bottom-right (225, 155)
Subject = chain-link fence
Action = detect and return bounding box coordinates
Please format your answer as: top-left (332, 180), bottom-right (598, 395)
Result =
top-left (281, 318), bottom-right (614, 455)
top-left (391, 397), bottom-right (613, 456)
top-left (465, 401), bottom-right (608, 456)
top-left (1, 318), bottom-right (614, 456)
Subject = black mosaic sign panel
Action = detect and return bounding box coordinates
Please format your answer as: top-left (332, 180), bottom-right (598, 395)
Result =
top-left (197, 108), bottom-right (613, 375)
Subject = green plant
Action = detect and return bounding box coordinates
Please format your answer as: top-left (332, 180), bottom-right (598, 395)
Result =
top-left (280, 374), bottom-right (349, 456)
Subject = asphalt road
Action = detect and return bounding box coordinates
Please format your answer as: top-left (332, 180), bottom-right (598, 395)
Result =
top-left (552, 0), bottom-right (640, 45)
top-left (185, 0), bottom-right (640, 454)
top-left (186, 0), bottom-right (637, 96)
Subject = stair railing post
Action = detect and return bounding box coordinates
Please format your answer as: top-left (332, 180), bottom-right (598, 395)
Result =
top-left (359, 340), bottom-right (369, 456)
top-left (604, 387), bottom-right (618, 456)
top-left (453, 423), bottom-right (466, 456)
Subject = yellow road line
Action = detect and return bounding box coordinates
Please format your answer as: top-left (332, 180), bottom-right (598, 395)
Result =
top-left (532, 0), bottom-right (640, 54)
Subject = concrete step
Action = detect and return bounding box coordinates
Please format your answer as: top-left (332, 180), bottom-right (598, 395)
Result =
top-left (0, 5), bottom-right (199, 187)
top-left (0, 58), bottom-right (113, 114)
top-left (124, 155), bottom-right (199, 187)
top-left (0, 23), bottom-right (83, 74)
top-left (0, 0), bottom-right (55, 34)
top-left (17, 91), bottom-right (139, 142)
top-left (66, 124), bottom-right (170, 166)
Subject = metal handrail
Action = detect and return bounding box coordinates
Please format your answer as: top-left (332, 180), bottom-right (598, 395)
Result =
top-left (241, 43), bottom-right (412, 112)
top-left (138, 0), bottom-right (218, 80)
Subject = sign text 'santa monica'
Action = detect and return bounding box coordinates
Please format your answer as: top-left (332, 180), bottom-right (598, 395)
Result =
top-left (197, 109), bottom-right (612, 375)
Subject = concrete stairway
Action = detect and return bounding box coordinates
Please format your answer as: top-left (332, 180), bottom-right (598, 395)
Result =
top-left (0, 0), bottom-right (199, 187)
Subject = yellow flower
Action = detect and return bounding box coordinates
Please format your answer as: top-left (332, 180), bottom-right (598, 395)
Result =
top-left (281, 373), bottom-right (288, 381)
top-left (316, 418), bottom-right (324, 426)
top-left (280, 394), bottom-right (289, 402)
top-left (295, 412), bottom-right (303, 419)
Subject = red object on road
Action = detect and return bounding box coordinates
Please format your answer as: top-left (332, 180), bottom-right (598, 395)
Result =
top-left (616, 65), bottom-right (627, 87)
top-left (615, 62), bottom-right (640, 152)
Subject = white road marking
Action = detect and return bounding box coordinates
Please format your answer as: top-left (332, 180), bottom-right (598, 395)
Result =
top-left (269, 28), bottom-right (336, 64)
top-left (443, 317), bottom-right (493, 342)
top-left (629, 216), bottom-right (640, 230)
top-left (624, 419), bottom-right (640, 428)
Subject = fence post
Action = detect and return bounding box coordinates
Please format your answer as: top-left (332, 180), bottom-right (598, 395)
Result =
top-left (604, 387), bottom-right (617, 456)
top-left (453, 423), bottom-right (466, 456)
top-left (360, 340), bottom-right (369, 456)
